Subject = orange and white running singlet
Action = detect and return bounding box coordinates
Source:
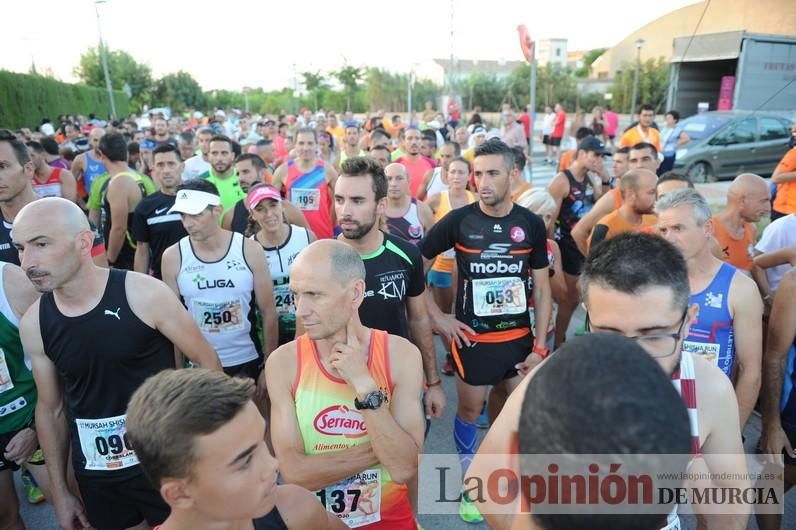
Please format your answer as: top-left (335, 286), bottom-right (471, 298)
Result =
top-left (292, 330), bottom-right (415, 529)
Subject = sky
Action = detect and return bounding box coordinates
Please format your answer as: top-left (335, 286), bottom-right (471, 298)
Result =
top-left (3, 0), bottom-right (700, 92)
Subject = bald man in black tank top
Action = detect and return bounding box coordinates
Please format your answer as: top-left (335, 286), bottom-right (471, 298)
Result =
top-left (14, 198), bottom-right (221, 530)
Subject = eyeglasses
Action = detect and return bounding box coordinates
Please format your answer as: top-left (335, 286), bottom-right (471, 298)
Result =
top-left (584, 308), bottom-right (688, 358)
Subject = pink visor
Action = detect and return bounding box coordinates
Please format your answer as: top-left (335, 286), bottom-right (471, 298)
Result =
top-left (247, 186), bottom-right (282, 208)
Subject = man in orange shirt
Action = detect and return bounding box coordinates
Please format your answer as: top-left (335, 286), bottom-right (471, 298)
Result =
top-left (712, 173), bottom-right (770, 273)
top-left (620, 103), bottom-right (661, 154)
top-left (772, 143), bottom-right (796, 220)
top-left (588, 168), bottom-right (657, 253)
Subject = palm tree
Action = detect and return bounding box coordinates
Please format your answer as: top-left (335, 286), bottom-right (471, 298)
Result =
top-left (334, 65), bottom-right (363, 111)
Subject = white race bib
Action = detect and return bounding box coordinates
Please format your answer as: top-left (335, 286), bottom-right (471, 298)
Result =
top-left (291, 188), bottom-right (320, 211)
top-left (0, 349), bottom-right (14, 394)
top-left (682, 340), bottom-right (720, 366)
top-left (471, 277), bottom-right (527, 317)
top-left (316, 468), bottom-right (382, 528)
top-left (75, 414), bottom-right (139, 471)
top-left (193, 299), bottom-right (244, 334)
top-left (273, 284), bottom-right (295, 316)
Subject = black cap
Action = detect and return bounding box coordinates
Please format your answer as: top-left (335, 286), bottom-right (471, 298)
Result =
top-left (578, 136), bottom-right (609, 155)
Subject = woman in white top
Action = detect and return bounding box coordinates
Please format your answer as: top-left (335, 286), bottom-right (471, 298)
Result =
top-left (248, 184), bottom-right (316, 344)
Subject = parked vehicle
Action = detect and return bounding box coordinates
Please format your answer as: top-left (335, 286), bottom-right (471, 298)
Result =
top-left (668, 111), bottom-right (794, 182)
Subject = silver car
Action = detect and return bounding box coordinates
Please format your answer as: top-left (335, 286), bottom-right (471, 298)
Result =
top-left (668, 111), bottom-right (794, 183)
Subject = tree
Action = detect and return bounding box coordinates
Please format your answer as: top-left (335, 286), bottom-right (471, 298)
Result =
top-left (334, 65), bottom-right (363, 111)
top-left (152, 71), bottom-right (205, 113)
top-left (301, 71), bottom-right (326, 111)
top-left (609, 58), bottom-right (670, 113)
top-left (74, 46), bottom-right (153, 111)
top-left (575, 48), bottom-right (607, 78)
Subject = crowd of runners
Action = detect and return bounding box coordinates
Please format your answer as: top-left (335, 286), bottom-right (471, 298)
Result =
top-left (1, 103), bottom-right (795, 530)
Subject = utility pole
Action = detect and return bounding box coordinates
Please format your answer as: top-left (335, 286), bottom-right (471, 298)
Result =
top-left (94, 0), bottom-right (116, 119)
top-left (630, 38), bottom-right (645, 116)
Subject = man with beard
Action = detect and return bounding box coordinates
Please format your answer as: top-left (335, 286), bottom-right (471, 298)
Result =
top-left (197, 135), bottom-right (246, 213)
top-left (151, 117), bottom-right (176, 149)
top-left (273, 128), bottom-right (337, 239)
top-left (335, 157), bottom-right (445, 420)
top-left (419, 138), bottom-right (551, 523)
top-left (337, 123), bottom-right (366, 171)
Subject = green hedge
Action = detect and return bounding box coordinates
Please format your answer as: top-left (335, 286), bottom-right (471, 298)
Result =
top-left (0, 71), bottom-right (130, 130)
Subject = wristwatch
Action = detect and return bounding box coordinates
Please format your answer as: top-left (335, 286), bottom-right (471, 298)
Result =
top-left (354, 390), bottom-right (385, 411)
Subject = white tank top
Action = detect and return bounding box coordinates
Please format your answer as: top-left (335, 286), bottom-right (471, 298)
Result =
top-left (255, 225), bottom-right (310, 319)
top-left (177, 232), bottom-right (258, 367)
top-left (426, 167), bottom-right (448, 197)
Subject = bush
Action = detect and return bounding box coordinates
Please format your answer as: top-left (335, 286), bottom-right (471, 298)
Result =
top-left (0, 71), bottom-right (129, 130)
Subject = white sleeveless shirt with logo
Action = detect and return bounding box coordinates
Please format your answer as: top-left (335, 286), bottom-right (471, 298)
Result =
top-left (177, 232), bottom-right (258, 367)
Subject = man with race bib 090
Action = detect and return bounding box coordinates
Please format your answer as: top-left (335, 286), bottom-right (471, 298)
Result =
top-left (15, 198), bottom-right (221, 530)
top-left (419, 138), bottom-right (552, 523)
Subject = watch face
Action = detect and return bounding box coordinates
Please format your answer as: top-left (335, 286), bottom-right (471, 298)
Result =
top-left (360, 390), bottom-right (384, 409)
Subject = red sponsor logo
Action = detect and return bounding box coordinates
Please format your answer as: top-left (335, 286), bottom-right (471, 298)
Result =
top-left (313, 404), bottom-right (368, 438)
top-left (510, 226), bottom-right (525, 243)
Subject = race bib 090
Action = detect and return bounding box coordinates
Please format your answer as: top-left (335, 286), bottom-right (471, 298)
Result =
top-left (75, 414), bottom-right (139, 471)
top-left (316, 468), bottom-right (382, 528)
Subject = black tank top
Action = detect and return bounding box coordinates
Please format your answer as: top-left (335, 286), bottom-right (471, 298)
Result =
top-left (39, 269), bottom-right (175, 478)
top-left (555, 169), bottom-right (595, 241)
top-left (254, 507), bottom-right (287, 530)
top-left (231, 199), bottom-right (249, 235)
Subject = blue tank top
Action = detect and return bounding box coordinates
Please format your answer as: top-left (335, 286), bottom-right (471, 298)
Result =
top-left (84, 152), bottom-right (107, 194)
top-left (682, 262), bottom-right (736, 378)
top-left (781, 341), bottom-right (796, 430)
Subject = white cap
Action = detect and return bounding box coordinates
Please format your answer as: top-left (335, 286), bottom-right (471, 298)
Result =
top-left (168, 190), bottom-right (221, 215)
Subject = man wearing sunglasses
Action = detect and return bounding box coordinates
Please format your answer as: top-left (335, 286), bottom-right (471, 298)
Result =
top-left (468, 232), bottom-right (749, 530)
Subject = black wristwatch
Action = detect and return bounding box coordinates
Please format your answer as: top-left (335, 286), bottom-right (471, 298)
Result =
top-left (354, 390), bottom-right (385, 411)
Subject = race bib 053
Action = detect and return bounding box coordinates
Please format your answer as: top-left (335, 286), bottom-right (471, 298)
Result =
top-left (472, 276), bottom-right (526, 317)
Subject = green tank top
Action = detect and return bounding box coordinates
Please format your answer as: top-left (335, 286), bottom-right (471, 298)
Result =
top-left (0, 263), bottom-right (36, 433)
top-left (200, 169), bottom-right (246, 214)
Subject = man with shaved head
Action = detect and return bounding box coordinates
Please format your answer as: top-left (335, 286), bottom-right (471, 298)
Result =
top-left (384, 162), bottom-right (434, 246)
top-left (71, 127), bottom-right (107, 202)
top-left (712, 173), bottom-right (771, 273)
top-left (14, 197), bottom-right (221, 530)
top-left (587, 168), bottom-right (658, 253)
top-left (656, 189), bottom-right (762, 428)
top-left (265, 239), bottom-right (424, 529)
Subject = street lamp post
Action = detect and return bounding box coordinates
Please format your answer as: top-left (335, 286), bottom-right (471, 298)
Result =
top-left (630, 38), bottom-right (644, 117)
top-left (94, 0), bottom-right (116, 119)
top-left (528, 44), bottom-right (536, 182)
